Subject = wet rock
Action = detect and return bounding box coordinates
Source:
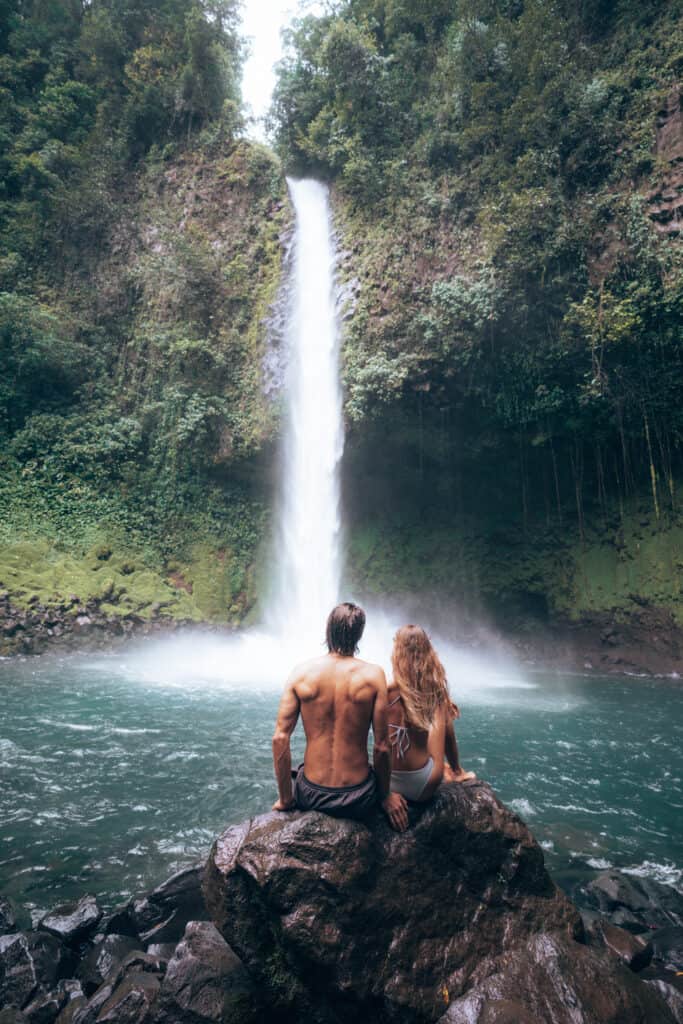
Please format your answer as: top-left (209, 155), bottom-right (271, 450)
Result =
top-left (647, 925), bottom-right (683, 973)
top-left (204, 782), bottom-right (580, 1021)
top-left (0, 897), bottom-right (17, 935)
top-left (592, 918), bottom-right (652, 971)
top-left (437, 932), bottom-right (675, 1024)
top-left (645, 980), bottom-right (683, 1023)
top-left (53, 997), bottom-right (87, 1024)
top-left (38, 896), bottom-right (102, 946)
top-left (0, 1010), bottom-right (28, 1024)
top-left (156, 921), bottom-right (256, 1024)
top-left (87, 973), bottom-right (160, 1024)
top-left (580, 871), bottom-right (683, 933)
top-left (102, 905), bottom-right (138, 940)
top-left (28, 932), bottom-right (75, 991)
top-left (22, 988), bottom-right (67, 1024)
top-left (0, 933), bottom-right (40, 1010)
top-left (66, 980), bottom-right (115, 1024)
top-left (144, 945), bottom-right (176, 963)
top-left (111, 951), bottom-right (167, 984)
top-left (132, 864), bottom-right (207, 946)
top-left (76, 935), bottom-right (141, 996)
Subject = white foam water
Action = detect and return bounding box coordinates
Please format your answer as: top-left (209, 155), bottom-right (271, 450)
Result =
top-left (268, 178), bottom-right (344, 648)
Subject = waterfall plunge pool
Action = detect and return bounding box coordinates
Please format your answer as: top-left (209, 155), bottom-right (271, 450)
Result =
top-left (1, 641), bottom-right (681, 925)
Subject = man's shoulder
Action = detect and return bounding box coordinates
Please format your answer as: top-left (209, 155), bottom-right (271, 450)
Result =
top-left (288, 655), bottom-right (326, 681)
top-left (351, 657), bottom-right (387, 685)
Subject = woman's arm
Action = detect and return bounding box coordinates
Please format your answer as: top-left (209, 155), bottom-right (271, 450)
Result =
top-left (419, 706), bottom-right (448, 801)
top-left (444, 713), bottom-right (476, 783)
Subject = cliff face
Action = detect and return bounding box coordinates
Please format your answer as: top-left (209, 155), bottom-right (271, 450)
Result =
top-left (0, 137), bottom-right (290, 647)
top-left (279, 3), bottom-right (683, 651)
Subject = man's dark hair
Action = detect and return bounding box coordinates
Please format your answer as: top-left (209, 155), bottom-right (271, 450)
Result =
top-left (326, 602), bottom-right (366, 657)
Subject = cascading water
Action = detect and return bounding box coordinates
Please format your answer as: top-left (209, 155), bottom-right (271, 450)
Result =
top-left (270, 179), bottom-right (343, 643)
top-left (117, 179), bottom-right (526, 694)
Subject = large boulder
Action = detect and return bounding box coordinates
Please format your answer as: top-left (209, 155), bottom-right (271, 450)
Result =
top-left (204, 782), bottom-right (582, 1022)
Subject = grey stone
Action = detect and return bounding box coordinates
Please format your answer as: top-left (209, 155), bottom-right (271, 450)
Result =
top-left (39, 896), bottom-right (102, 946)
top-left (0, 933), bottom-right (39, 1010)
top-left (0, 897), bottom-right (17, 936)
top-left (76, 935), bottom-right (141, 996)
top-left (157, 922), bottom-right (256, 1024)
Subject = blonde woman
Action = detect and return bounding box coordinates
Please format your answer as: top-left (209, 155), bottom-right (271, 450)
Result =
top-left (387, 625), bottom-right (475, 810)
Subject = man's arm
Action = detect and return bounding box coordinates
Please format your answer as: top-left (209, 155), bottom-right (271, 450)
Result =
top-left (272, 674), bottom-right (301, 811)
top-left (372, 670), bottom-right (408, 831)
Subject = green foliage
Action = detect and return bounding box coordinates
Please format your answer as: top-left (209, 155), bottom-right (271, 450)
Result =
top-left (274, 0), bottom-right (683, 555)
top-left (0, 2), bottom-right (288, 626)
top-left (0, 292), bottom-right (91, 432)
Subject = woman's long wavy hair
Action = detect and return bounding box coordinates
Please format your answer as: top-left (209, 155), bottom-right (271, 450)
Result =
top-left (391, 624), bottom-right (451, 732)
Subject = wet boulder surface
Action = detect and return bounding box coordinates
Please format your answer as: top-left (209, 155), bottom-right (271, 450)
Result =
top-left (203, 780), bottom-right (676, 1023)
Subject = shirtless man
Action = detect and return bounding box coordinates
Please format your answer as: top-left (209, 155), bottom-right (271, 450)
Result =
top-left (272, 602), bottom-right (409, 831)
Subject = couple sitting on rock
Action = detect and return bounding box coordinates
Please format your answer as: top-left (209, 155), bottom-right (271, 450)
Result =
top-left (272, 602), bottom-right (475, 831)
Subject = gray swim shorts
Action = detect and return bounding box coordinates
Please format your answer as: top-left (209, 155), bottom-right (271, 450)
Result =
top-left (292, 764), bottom-right (378, 821)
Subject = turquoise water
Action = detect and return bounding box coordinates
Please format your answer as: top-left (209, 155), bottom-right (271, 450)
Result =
top-left (1, 644), bottom-right (681, 925)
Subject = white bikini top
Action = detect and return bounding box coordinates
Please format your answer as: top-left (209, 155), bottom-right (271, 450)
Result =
top-left (388, 693), bottom-right (410, 760)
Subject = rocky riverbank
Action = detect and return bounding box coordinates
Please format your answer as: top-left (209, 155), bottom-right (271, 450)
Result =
top-left (0, 590), bottom-right (215, 658)
top-left (2, 586), bottom-right (683, 680)
top-left (1, 783), bottom-right (682, 1024)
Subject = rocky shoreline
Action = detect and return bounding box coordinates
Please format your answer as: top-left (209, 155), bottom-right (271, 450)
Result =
top-left (2, 587), bottom-right (682, 681)
top-left (1, 784), bottom-right (682, 1024)
top-left (0, 590), bottom-right (221, 659)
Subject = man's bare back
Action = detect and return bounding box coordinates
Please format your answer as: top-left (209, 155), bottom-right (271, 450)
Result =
top-left (292, 652), bottom-right (384, 787)
top-left (271, 603), bottom-right (409, 830)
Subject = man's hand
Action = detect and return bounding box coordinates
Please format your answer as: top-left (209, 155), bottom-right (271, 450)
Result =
top-left (382, 792), bottom-right (409, 832)
top-left (272, 797), bottom-right (296, 812)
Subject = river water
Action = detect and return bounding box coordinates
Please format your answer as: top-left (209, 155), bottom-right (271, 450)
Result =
top-left (1, 646), bottom-right (681, 925)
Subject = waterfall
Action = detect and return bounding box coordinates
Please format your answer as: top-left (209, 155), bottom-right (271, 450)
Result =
top-left (120, 179), bottom-right (525, 694)
top-left (270, 179), bottom-right (344, 642)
